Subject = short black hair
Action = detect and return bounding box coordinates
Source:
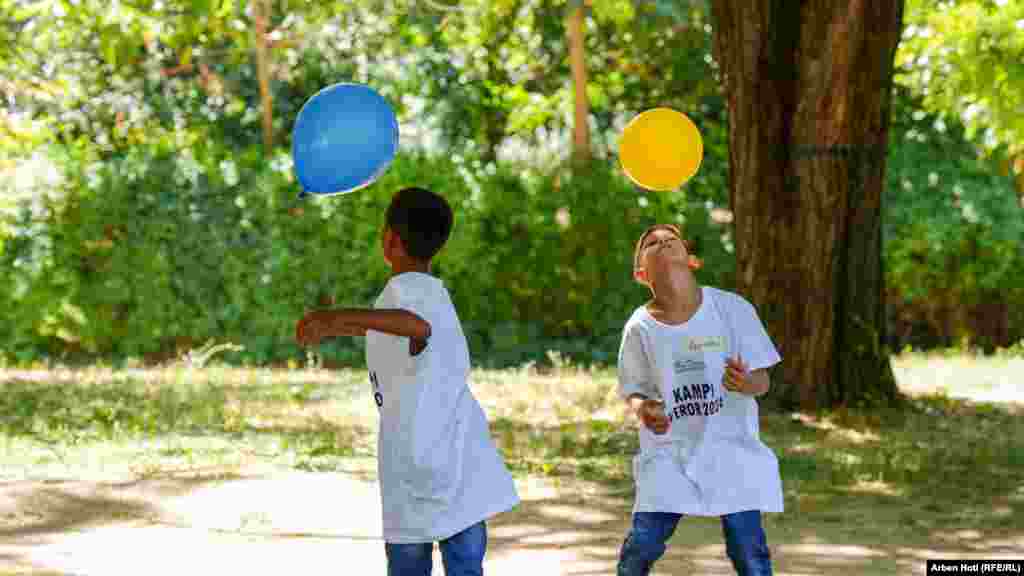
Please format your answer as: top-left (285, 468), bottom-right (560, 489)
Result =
top-left (385, 187), bottom-right (453, 262)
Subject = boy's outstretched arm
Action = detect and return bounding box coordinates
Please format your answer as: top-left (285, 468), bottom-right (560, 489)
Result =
top-left (296, 308), bottom-right (431, 347)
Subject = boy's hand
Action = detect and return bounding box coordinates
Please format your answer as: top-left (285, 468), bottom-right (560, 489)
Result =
top-left (296, 310), bottom-right (367, 346)
top-left (637, 399), bottom-right (670, 435)
top-left (723, 356), bottom-right (751, 394)
top-left (295, 311), bottom-right (331, 347)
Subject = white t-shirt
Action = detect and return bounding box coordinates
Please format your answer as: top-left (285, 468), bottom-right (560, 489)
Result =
top-left (617, 286), bottom-right (784, 516)
top-left (365, 272), bottom-right (519, 543)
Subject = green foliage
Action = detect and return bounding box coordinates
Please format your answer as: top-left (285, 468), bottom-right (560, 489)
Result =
top-left (451, 162), bottom-right (670, 365)
top-left (897, 0), bottom-right (1024, 156)
top-left (3, 0), bottom-right (1022, 364)
top-left (448, 155), bottom-right (733, 367)
top-left (0, 145), bottom-right (469, 365)
top-left (884, 86), bottom-right (1024, 349)
top-left (0, 0), bottom-right (740, 368)
top-left (403, 0), bottom-right (720, 161)
top-left (1, 0), bottom-right (397, 158)
top-left (0, 140), bottom-right (740, 367)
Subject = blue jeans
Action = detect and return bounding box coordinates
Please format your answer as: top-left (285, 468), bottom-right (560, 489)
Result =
top-left (617, 511), bottom-right (772, 576)
top-left (385, 521), bottom-right (487, 576)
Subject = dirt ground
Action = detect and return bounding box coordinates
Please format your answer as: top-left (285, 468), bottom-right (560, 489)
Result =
top-left (2, 356), bottom-right (1022, 575)
top-left (2, 457), bottom-right (1020, 576)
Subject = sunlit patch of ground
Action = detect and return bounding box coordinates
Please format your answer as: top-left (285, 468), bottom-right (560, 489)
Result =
top-left (1, 353), bottom-right (1021, 574)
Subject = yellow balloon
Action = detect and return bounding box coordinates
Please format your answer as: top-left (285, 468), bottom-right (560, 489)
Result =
top-left (619, 108), bottom-right (704, 191)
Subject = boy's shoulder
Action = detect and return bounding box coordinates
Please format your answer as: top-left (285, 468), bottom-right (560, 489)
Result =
top-left (704, 287), bottom-right (768, 331)
top-left (624, 304), bottom-right (652, 330)
top-left (381, 272), bottom-right (445, 303)
top-left (705, 286), bottom-right (754, 310)
top-left (386, 270), bottom-right (442, 289)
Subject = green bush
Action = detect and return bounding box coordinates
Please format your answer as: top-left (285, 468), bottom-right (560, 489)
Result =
top-left (0, 143), bottom-right (471, 366)
top-left (884, 88), bottom-right (1024, 350)
top-left (6, 88), bottom-right (1023, 366)
top-left (0, 137), bottom-right (738, 368)
top-left (446, 158), bottom-right (735, 367)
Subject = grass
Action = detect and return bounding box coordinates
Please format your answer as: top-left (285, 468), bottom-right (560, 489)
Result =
top-left (0, 366), bottom-right (375, 479)
top-left (1, 353), bottom-right (1022, 541)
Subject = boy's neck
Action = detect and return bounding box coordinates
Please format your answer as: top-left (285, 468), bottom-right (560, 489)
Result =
top-left (391, 258), bottom-right (431, 276)
top-left (648, 269), bottom-right (702, 325)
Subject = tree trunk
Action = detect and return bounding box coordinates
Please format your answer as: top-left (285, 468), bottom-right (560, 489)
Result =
top-left (710, 1), bottom-right (904, 410)
top-left (254, 0), bottom-right (274, 152)
top-left (568, 0), bottom-right (591, 164)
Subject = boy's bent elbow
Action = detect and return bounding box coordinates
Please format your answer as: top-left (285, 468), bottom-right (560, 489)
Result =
top-left (411, 315), bottom-right (432, 341)
top-left (751, 369), bottom-right (771, 396)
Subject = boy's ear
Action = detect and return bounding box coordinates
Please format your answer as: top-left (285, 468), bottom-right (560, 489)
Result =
top-left (633, 267), bottom-right (648, 285)
top-left (391, 232), bottom-right (408, 257)
top-left (383, 227), bottom-right (404, 255)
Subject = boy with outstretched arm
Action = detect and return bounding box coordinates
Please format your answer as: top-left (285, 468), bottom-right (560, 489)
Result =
top-left (296, 187), bottom-right (519, 576)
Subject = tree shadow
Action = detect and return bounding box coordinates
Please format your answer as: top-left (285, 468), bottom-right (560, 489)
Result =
top-left (2, 368), bottom-right (1021, 573)
top-left (481, 479), bottom-right (1024, 575)
top-left (0, 483), bottom-right (158, 538)
top-left (0, 469), bottom-right (265, 540)
top-left (482, 394), bottom-right (1024, 574)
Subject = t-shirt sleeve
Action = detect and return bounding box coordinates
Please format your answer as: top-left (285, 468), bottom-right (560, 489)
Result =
top-left (617, 323), bottom-right (659, 401)
top-left (730, 294), bottom-right (781, 371)
top-left (377, 277), bottom-right (436, 328)
top-left (374, 277), bottom-right (436, 362)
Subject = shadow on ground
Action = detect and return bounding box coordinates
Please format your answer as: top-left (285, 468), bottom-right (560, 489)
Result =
top-left (0, 368), bottom-right (1021, 574)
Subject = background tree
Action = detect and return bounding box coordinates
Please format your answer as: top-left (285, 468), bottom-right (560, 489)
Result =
top-left (710, 1), bottom-right (906, 410)
top-left (568, 0), bottom-right (592, 163)
top-left (402, 0), bottom-right (720, 166)
top-left (896, 0), bottom-right (1024, 200)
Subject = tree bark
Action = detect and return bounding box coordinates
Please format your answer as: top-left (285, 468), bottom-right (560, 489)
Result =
top-left (710, 1), bottom-right (904, 410)
top-left (568, 0), bottom-right (591, 164)
top-left (254, 0), bottom-right (274, 152)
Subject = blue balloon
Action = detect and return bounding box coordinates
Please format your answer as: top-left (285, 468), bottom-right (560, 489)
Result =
top-left (292, 83), bottom-right (399, 197)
